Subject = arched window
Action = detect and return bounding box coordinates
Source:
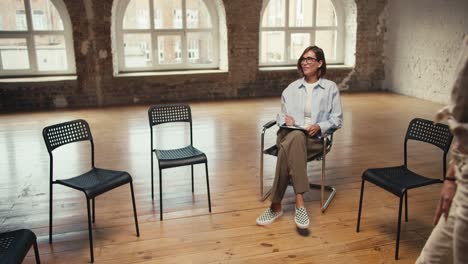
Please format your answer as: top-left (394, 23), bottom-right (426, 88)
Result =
top-left (114, 0), bottom-right (223, 73)
top-left (260, 0), bottom-right (344, 66)
top-left (0, 0), bottom-right (75, 76)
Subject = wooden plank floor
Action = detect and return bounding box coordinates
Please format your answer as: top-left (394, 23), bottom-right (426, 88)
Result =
top-left (0, 92), bottom-right (448, 263)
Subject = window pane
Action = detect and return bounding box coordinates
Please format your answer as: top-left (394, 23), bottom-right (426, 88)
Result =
top-left (186, 0), bottom-right (212, 28)
top-left (0, 0), bottom-right (27, 31)
top-left (157, 35), bottom-right (181, 64)
top-left (290, 33), bottom-right (310, 60)
top-left (0, 38), bottom-right (29, 69)
top-left (262, 0), bottom-right (285, 27)
top-left (187, 32), bottom-right (212, 64)
top-left (124, 33), bottom-right (152, 67)
top-left (260, 31), bottom-right (284, 63)
top-left (123, 0), bottom-right (150, 29)
top-left (30, 0), bottom-right (64, 30)
top-left (35, 35), bottom-right (67, 71)
top-left (315, 30), bottom-right (336, 60)
top-left (154, 0), bottom-right (182, 29)
top-left (289, 0), bottom-right (313, 27)
top-left (316, 0), bottom-right (336, 26)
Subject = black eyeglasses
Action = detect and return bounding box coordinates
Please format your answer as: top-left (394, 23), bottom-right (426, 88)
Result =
top-left (300, 57), bottom-right (318, 64)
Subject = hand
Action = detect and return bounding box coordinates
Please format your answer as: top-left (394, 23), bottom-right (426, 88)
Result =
top-left (306, 124), bottom-right (321, 137)
top-left (433, 164), bottom-right (457, 225)
top-left (285, 114), bottom-right (295, 126)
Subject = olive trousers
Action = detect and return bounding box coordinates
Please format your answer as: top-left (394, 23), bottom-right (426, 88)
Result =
top-left (270, 128), bottom-right (323, 204)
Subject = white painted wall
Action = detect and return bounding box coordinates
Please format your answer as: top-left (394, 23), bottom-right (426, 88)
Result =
top-left (383, 0), bottom-right (468, 104)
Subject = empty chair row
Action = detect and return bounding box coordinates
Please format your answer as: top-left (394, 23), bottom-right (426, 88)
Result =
top-left (40, 103), bottom-right (211, 263)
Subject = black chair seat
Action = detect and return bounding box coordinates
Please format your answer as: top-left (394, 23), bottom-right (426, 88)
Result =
top-left (263, 145), bottom-right (278, 156)
top-left (263, 143), bottom-right (327, 161)
top-left (363, 165), bottom-right (442, 197)
top-left (56, 168), bottom-right (132, 198)
top-left (0, 229), bottom-right (39, 264)
top-left (155, 146), bottom-right (207, 169)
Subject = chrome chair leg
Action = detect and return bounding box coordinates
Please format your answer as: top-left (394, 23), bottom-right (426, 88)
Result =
top-left (308, 184), bottom-right (336, 213)
top-left (312, 138), bottom-right (336, 213)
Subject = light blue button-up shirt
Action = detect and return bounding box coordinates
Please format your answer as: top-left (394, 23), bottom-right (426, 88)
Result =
top-left (276, 77), bottom-right (343, 136)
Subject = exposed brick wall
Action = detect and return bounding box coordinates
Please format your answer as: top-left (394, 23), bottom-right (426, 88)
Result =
top-left (0, 80), bottom-right (78, 111)
top-left (0, 0), bottom-right (387, 111)
top-left (383, 0), bottom-right (468, 104)
top-left (349, 0), bottom-right (387, 91)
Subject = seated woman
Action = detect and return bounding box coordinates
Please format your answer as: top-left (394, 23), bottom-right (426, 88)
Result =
top-left (256, 46), bottom-right (343, 229)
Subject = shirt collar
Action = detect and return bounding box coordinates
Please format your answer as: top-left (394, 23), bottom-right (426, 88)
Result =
top-left (298, 77), bottom-right (324, 89)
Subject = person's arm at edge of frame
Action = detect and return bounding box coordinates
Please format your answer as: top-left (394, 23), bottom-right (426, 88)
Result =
top-left (433, 160), bottom-right (457, 225)
top-left (432, 35), bottom-right (468, 226)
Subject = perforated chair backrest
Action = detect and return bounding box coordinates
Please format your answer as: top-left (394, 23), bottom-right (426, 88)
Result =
top-left (148, 104), bottom-right (193, 147)
top-left (405, 118), bottom-right (452, 152)
top-left (404, 118), bottom-right (453, 176)
top-left (43, 119), bottom-right (93, 152)
top-left (148, 104), bottom-right (192, 126)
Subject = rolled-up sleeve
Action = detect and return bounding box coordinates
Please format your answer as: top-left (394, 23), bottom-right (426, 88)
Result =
top-left (276, 94), bottom-right (287, 125)
top-left (317, 85), bottom-right (343, 135)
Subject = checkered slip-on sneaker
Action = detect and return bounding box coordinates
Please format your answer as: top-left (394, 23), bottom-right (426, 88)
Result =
top-left (295, 207), bottom-right (310, 229)
top-left (256, 208), bottom-right (283, 226)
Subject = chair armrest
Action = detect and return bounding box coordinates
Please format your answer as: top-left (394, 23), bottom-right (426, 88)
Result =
top-left (320, 128), bottom-right (337, 138)
top-left (261, 120), bottom-right (277, 153)
top-left (262, 120), bottom-right (277, 130)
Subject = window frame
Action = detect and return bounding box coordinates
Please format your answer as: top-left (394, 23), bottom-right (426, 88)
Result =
top-left (0, 0), bottom-right (76, 77)
top-left (259, 0), bottom-right (344, 67)
top-left (115, 0), bottom-right (220, 73)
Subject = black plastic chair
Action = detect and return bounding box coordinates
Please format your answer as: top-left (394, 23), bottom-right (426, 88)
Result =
top-left (356, 118), bottom-right (453, 260)
top-left (149, 104), bottom-right (211, 220)
top-left (43, 119), bottom-right (140, 263)
top-left (259, 120), bottom-right (336, 213)
top-left (0, 229), bottom-right (40, 264)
